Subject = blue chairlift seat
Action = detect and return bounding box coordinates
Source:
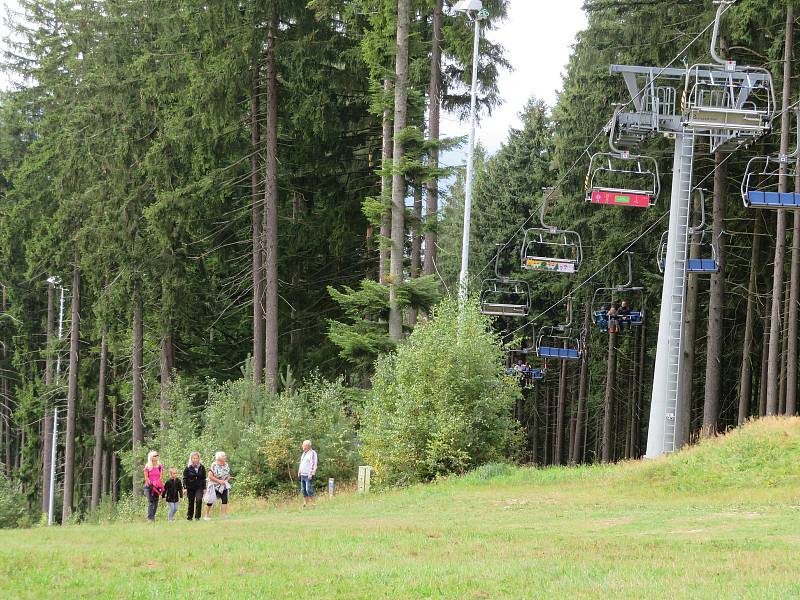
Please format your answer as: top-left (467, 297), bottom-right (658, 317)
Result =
top-left (686, 258), bottom-right (719, 274)
top-left (746, 191), bottom-right (800, 208)
top-left (592, 310), bottom-right (643, 330)
top-left (537, 346), bottom-right (581, 360)
top-left (506, 367), bottom-right (545, 386)
top-left (658, 229), bottom-right (719, 274)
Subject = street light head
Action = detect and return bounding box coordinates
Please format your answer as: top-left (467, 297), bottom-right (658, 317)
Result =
top-left (46, 276), bottom-right (61, 286)
top-left (452, 0), bottom-right (483, 12)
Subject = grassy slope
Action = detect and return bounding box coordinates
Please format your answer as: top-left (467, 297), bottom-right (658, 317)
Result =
top-left (3, 418), bottom-right (800, 599)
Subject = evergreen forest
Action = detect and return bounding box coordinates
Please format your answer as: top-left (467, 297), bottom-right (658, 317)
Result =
top-left (0, 0), bottom-right (798, 526)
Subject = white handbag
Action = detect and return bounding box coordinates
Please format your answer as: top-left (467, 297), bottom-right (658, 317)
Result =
top-left (203, 484), bottom-right (217, 505)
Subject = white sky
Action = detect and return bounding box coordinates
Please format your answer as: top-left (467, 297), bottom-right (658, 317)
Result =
top-left (0, 0), bottom-right (588, 152)
top-left (442, 0), bottom-right (588, 156)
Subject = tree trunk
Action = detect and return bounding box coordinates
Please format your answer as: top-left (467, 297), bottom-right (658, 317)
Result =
top-left (263, 13), bottom-right (280, 392)
top-left (543, 385), bottom-right (551, 465)
top-left (701, 153), bottom-right (727, 437)
top-left (380, 78), bottom-right (393, 284)
top-left (111, 400), bottom-right (118, 502)
top-left (555, 353), bottom-right (568, 465)
top-left (766, 2), bottom-right (793, 416)
top-left (738, 216), bottom-right (762, 425)
top-left (290, 194), bottom-right (302, 350)
top-left (131, 286), bottom-right (144, 496)
top-left (786, 174), bottom-right (800, 415)
top-left (251, 69), bottom-right (265, 383)
top-left (529, 385), bottom-right (538, 464)
top-left (601, 331), bottom-right (617, 462)
top-left (568, 388), bottom-right (577, 463)
top-left (388, 0), bottom-right (411, 341)
top-left (62, 261), bottom-right (80, 522)
top-left (779, 281), bottom-right (790, 414)
top-left (634, 321), bottom-right (646, 457)
top-left (570, 305), bottom-right (590, 465)
top-left (409, 183), bottom-right (423, 326)
top-left (424, 0), bottom-right (443, 276)
top-left (159, 328), bottom-right (173, 431)
top-left (90, 330), bottom-right (107, 511)
top-left (0, 286), bottom-right (8, 476)
top-left (678, 196), bottom-right (701, 446)
top-left (759, 325), bottom-right (769, 417)
top-left (593, 399), bottom-right (601, 462)
top-left (626, 328), bottom-right (639, 459)
top-left (101, 416), bottom-right (109, 498)
top-left (614, 358), bottom-right (624, 461)
top-left (42, 280), bottom-right (55, 513)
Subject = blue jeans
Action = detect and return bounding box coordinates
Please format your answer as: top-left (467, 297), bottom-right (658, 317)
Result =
top-left (167, 502), bottom-right (179, 521)
top-left (300, 475), bottom-right (314, 497)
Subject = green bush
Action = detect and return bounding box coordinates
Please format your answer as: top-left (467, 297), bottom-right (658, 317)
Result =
top-left (0, 473), bottom-right (26, 529)
top-left (242, 375), bottom-right (361, 495)
top-left (361, 297), bottom-right (522, 487)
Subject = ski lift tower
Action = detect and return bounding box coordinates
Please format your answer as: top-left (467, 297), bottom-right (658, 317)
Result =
top-left (608, 1), bottom-right (775, 457)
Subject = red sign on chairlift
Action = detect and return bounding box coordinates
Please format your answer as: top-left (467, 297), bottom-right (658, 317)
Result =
top-left (590, 190), bottom-right (650, 207)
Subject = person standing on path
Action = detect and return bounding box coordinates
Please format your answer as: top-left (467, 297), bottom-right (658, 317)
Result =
top-left (204, 451), bottom-right (231, 521)
top-left (298, 440), bottom-right (318, 508)
top-left (183, 452), bottom-right (206, 521)
top-left (143, 451), bottom-right (164, 522)
top-left (163, 468), bottom-right (183, 522)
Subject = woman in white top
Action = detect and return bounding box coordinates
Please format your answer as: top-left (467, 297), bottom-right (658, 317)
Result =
top-left (204, 451), bottom-right (231, 520)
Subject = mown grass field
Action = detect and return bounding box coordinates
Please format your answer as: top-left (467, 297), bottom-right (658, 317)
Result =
top-left (3, 418), bottom-right (800, 599)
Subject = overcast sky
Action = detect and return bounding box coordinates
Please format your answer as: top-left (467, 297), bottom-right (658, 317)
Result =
top-left (442, 0), bottom-right (587, 157)
top-left (1, 0), bottom-right (587, 152)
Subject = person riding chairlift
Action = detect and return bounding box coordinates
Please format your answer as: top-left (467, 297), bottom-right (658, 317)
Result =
top-left (617, 300), bottom-right (632, 333)
top-left (598, 305), bottom-right (609, 333)
top-left (608, 304), bottom-right (620, 334)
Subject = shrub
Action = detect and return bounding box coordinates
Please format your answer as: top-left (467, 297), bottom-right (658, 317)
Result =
top-left (0, 472), bottom-right (26, 529)
top-left (243, 375), bottom-right (361, 495)
top-left (361, 297), bottom-right (522, 487)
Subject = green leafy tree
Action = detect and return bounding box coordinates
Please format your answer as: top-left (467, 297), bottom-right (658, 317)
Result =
top-left (361, 297), bottom-right (521, 485)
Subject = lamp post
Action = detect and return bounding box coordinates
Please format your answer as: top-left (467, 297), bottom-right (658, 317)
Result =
top-left (454, 0), bottom-right (488, 305)
top-left (45, 275), bottom-right (63, 526)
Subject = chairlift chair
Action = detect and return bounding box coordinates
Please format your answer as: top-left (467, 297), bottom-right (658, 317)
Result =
top-left (657, 190), bottom-right (720, 274)
top-left (521, 227), bottom-right (583, 274)
top-left (658, 231), bottom-right (720, 274)
top-left (585, 151), bottom-right (660, 207)
top-left (585, 114), bottom-right (661, 207)
top-left (506, 347), bottom-right (547, 386)
top-left (682, 65), bottom-right (774, 134)
top-left (536, 300), bottom-right (585, 361)
top-left (682, 2), bottom-right (775, 138)
top-left (521, 189), bottom-right (584, 274)
top-left (480, 245), bottom-right (531, 317)
top-left (591, 254), bottom-right (645, 331)
top-left (479, 279), bottom-right (531, 317)
top-left (741, 114), bottom-right (800, 209)
top-left (536, 327), bottom-right (584, 361)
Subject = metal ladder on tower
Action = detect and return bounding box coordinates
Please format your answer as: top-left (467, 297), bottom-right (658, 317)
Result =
top-left (662, 131), bottom-right (695, 453)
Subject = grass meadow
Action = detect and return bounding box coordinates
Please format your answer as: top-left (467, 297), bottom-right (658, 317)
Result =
top-left (3, 418), bottom-right (800, 599)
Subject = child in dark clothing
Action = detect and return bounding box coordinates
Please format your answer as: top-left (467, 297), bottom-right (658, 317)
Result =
top-left (162, 468), bottom-right (183, 522)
